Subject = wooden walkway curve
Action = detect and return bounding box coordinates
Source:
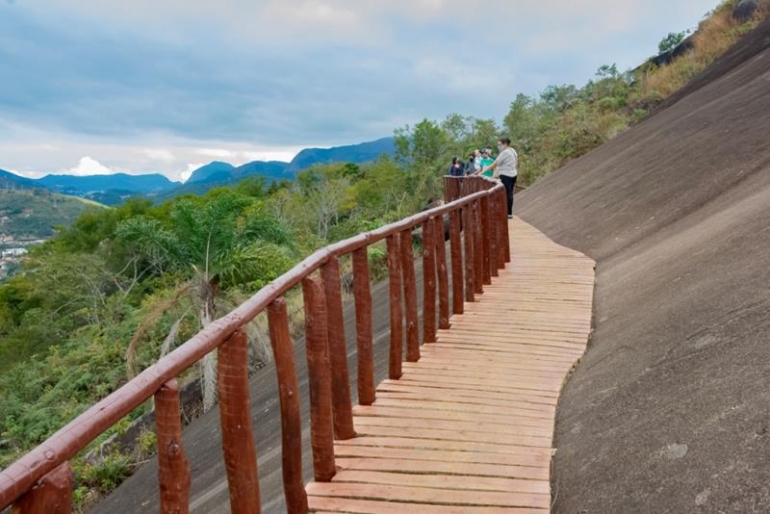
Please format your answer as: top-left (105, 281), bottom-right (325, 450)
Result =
top-left (305, 219), bottom-right (596, 513)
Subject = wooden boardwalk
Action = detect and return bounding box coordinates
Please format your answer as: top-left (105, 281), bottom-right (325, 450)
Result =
top-left (305, 219), bottom-right (596, 513)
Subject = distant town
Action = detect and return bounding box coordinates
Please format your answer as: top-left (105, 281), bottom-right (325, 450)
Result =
top-left (0, 235), bottom-right (45, 280)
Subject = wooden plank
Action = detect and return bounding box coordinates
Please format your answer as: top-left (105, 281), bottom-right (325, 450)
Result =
top-left (332, 470), bottom-right (549, 495)
top-left (362, 398), bottom-right (554, 418)
top-left (352, 425), bottom-right (552, 449)
top-left (373, 391), bottom-right (556, 413)
top-left (336, 437), bottom-right (551, 457)
top-left (394, 372), bottom-right (563, 393)
top-left (332, 445), bottom-right (549, 468)
top-left (309, 497), bottom-right (546, 514)
top-left (351, 406), bottom-right (553, 429)
top-left (376, 381), bottom-right (559, 406)
top-left (406, 356), bottom-right (574, 373)
top-left (351, 416), bottom-right (552, 439)
top-left (334, 457), bottom-right (550, 481)
top-left (401, 361), bottom-right (567, 380)
top-left (307, 482), bottom-right (549, 509)
top-left (381, 379), bottom-right (560, 402)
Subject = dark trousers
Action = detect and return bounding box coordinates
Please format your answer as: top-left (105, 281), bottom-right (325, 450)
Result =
top-left (500, 175), bottom-right (517, 216)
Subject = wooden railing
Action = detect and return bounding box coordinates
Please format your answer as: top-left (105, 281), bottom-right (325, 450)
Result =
top-left (0, 176), bottom-right (509, 514)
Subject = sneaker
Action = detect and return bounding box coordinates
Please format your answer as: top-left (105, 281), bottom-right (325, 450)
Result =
top-left (508, 215), bottom-right (513, 219)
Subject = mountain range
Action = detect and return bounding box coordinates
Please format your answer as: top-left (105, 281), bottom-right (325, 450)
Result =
top-left (0, 137), bottom-right (396, 205)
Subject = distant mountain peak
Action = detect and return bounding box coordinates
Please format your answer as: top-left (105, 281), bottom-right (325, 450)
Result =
top-left (185, 161), bottom-right (238, 184)
top-left (285, 137), bottom-right (395, 174)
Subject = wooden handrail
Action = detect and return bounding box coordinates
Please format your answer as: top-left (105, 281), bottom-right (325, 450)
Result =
top-left (0, 176), bottom-right (506, 513)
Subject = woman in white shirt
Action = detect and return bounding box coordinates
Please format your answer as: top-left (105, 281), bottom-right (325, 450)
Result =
top-left (476, 137), bottom-right (518, 219)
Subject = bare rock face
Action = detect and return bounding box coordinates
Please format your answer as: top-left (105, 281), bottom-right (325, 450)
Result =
top-left (734, 0), bottom-right (761, 22)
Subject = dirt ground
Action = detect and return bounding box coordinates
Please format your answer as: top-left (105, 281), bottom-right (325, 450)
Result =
top-left (516, 19), bottom-right (770, 514)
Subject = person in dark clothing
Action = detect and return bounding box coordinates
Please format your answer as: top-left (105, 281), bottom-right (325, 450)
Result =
top-left (448, 156), bottom-right (465, 177)
top-left (464, 153), bottom-right (477, 175)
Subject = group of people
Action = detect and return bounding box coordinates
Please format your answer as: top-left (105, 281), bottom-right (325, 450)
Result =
top-left (448, 137), bottom-right (518, 219)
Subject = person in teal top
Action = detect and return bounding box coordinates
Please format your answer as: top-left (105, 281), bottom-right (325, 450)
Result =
top-left (480, 149), bottom-right (495, 177)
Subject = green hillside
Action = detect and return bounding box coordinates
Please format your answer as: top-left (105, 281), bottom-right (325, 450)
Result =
top-left (0, 189), bottom-right (106, 240)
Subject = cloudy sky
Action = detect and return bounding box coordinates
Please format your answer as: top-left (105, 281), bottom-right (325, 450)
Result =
top-left (0, 0), bottom-right (717, 181)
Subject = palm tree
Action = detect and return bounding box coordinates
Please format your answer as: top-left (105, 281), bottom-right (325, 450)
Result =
top-left (116, 193), bottom-right (295, 410)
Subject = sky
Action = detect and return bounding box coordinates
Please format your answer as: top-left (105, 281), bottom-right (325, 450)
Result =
top-left (0, 0), bottom-right (719, 182)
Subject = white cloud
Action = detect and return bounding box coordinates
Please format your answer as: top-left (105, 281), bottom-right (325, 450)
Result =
top-left (61, 156), bottom-right (113, 176)
top-left (178, 163), bottom-right (204, 183)
top-left (195, 148), bottom-right (233, 159)
top-left (194, 148), bottom-right (300, 166)
top-left (240, 150), bottom-right (299, 163)
top-left (8, 168), bottom-right (45, 179)
top-left (140, 148), bottom-right (176, 163)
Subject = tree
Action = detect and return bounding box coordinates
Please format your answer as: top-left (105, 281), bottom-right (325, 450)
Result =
top-left (540, 85), bottom-right (580, 112)
top-left (658, 31), bottom-right (687, 54)
top-left (441, 113), bottom-right (472, 142)
top-left (394, 119), bottom-right (448, 169)
top-left (116, 193), bottom-right (294, 410)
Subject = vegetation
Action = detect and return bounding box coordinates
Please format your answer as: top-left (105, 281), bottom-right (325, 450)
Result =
top-left (0, 189), bottom-right (102, 240)
top-left (642, 0), bottom-right (766, 98)
top-left (0, 0), bottom-right (767, 509)
top-left (658, 31), bottom-right (689, 54)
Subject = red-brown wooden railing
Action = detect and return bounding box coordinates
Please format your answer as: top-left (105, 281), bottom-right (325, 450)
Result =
top-left (0, 176), bottom-right (508, 514)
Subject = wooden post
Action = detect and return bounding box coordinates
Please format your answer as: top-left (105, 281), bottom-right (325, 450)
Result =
top-left (267, 298), bottom-right (309, 514)
top-left (399, 230), bottom-right (420, 363)
top-left (501, 188), bottom-right (511, 263)
top-left (473, 200), bottom-right (484, 295)
top-left (11, 462), bottom-right (72, 514)
top-left (444, 177), bottom-right (459, 203)
top-left (489, 193), bottom-right (499, 278)
top-left (352, 247), bottom-right (375, 405)
top-left (386, 235), bottom-right (404, 379)
top-left (462, 204), bottom-right (475, 303)
top-left (321, 257), bottom-right (356, 441)
top-left (217, 329), bottom-right (261, 514)
top-left (155, 380), bottom-right (190, 514)
top-left (434, 216), bottom-right (450, 330)
top-left (449, 209), bottom-right (464, 315)
top-left (480, 195), bottom-right (492, 286)
top-left (302, 277), bottom-right (336, 482)
top-left (494, 192), bottom-right (505, 271)
top-left (423, 217), bottom-right (437, 343)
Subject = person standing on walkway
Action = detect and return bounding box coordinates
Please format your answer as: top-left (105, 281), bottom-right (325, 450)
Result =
top-left (477, 137), bottom-right (517, 218)
top-left (464, 153), bottom-right (477, 175)
top-left (479, 149), bottom-right (495, 178)
top-left (448, 156), bottom-right (465, 177)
